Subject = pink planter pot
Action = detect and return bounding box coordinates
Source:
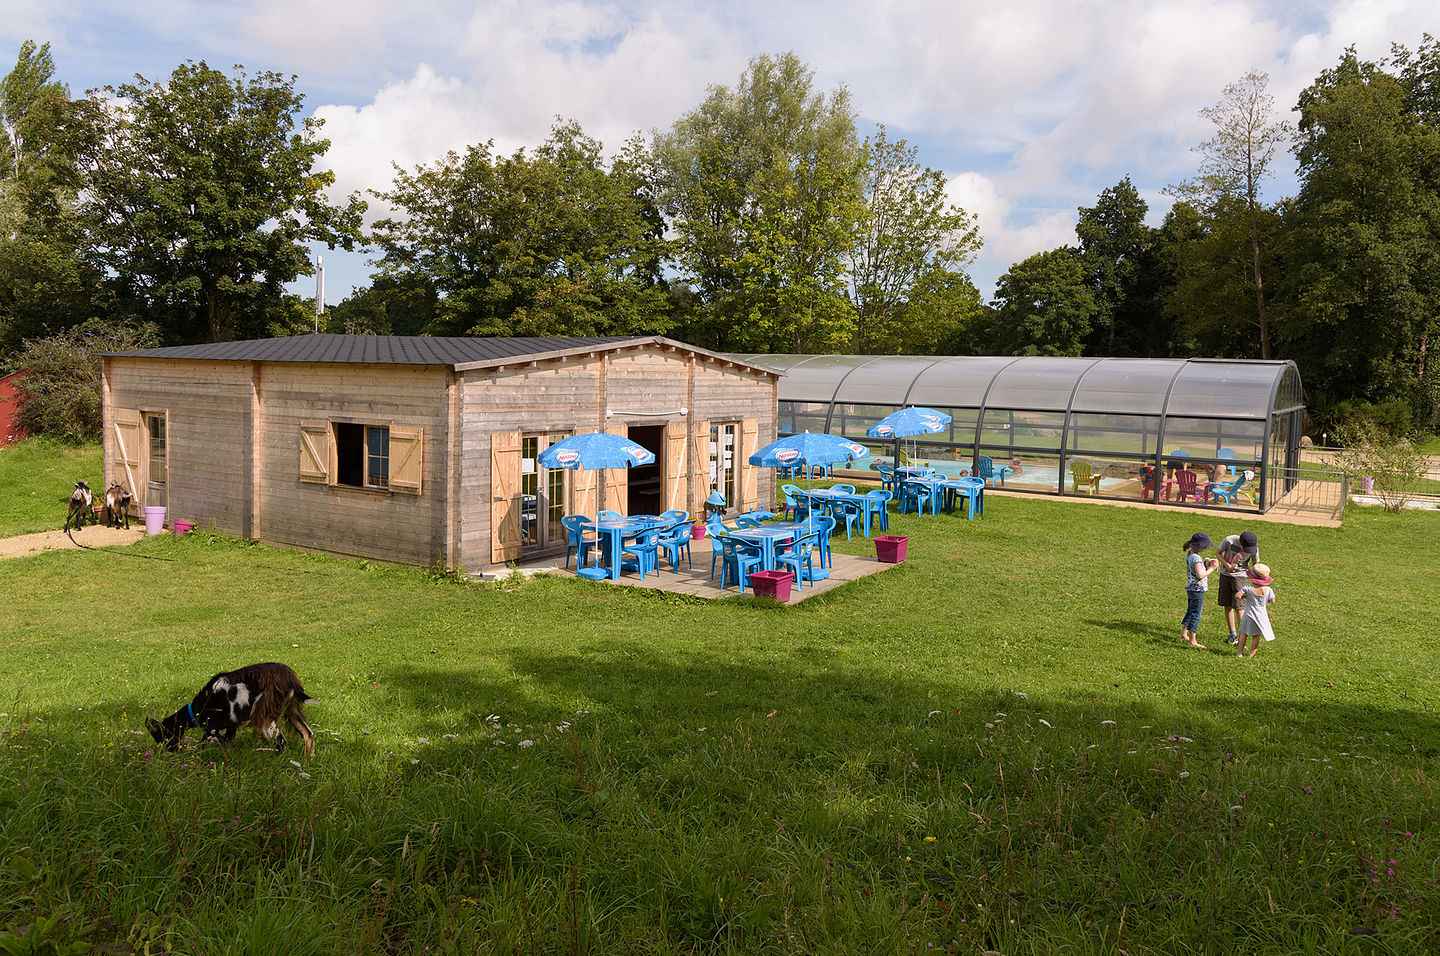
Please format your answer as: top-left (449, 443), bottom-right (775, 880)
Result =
top-left (691, 524), bottom-right (707, 540)
top-left (143, 506), bottom-right (167, 536)
top-left (749, 570), bottom-right (794, 602)
top-left (875, 535), bottom-right (909, 563)
top-left (173, 520), bottom-right (196, 537)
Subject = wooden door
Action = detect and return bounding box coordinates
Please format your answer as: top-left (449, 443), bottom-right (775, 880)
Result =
top-left (604, 424), bottom-right (628, 514)
top-left (690, 419), bottom-right (709, 515)
top-left (663, 422), bottom-right (689, 514)
top-left (112, 408), bottom-right (144, 500)
top-left (491, 431), bottom-right (523, 564)
top-left (739, 419), bottom-right (759, 513)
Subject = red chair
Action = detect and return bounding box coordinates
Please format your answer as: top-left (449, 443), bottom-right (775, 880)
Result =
top-left (1171, 469), bottom-right (1202, 502)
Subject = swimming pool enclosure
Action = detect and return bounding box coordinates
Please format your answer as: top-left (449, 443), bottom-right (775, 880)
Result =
top-left (735, 355), bottom-right (1307, 513)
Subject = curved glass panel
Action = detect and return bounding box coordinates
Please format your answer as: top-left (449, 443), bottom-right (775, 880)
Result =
top-left (985, 358), bottom-right (1098, 411)
top-left (832, 403), bottom-right (899, 439)
top-left (1160, 418), bottom-right (1265, 461)
top-left (778, 401), bottom-right (829, 436)
top-left (1069, 413), bottom-right (1162, 456)
top-left (758, 354), bottom-right (875, 403)
top-left (984, 409), bottom-right (1065, 451)
top-left (1168, 362), bottom-right (1283, 419)
top-left (1274, 364), bottom-right (1304, 413)
top-left (1071, 359), bottom-right (1180, 414)
top-left (906, 356), bottom-right (1018, 408)
top-left (835, 356), bottom-right (928, 405)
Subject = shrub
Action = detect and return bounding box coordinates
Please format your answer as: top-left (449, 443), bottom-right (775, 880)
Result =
top-left (1333, 420), bottom-right (1427, 514)
top-left (3, 319), bottom-right (159, 442)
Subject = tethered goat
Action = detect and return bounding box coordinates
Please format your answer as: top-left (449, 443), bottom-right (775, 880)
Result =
top-left (147, 663), bottom-right (316, 757)
top-left (103, 483), bottom-right (132, 529)
top-left (64, 481), bottom-right (93, 532)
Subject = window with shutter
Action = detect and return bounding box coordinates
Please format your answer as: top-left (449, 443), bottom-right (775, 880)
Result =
top-left (389, 426), bottom-right (423, 494)
top-left (299, 424), bottom-right (329, 483)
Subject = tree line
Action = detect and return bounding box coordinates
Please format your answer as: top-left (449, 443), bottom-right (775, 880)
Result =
top-left (1, 41), bottom-right (1436, 437)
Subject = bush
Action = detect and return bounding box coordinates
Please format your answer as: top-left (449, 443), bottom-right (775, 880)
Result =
top-left (3, 319), bottom-right (159, 442)
top-left (1333, 420), bottom-right (1427, 513)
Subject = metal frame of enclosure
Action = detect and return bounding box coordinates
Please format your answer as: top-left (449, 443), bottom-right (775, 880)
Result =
top-left (736, 355), bottom-right (1306, 513)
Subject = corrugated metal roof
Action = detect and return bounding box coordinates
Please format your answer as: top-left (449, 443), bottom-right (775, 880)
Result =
top-left (105, 334), bottom-right (639, 365)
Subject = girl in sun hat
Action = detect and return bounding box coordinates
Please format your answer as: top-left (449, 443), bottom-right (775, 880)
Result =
top-left (1180, 532), bottom-right (1219, 649)
top-left (1236, 563), bottom-right (1277, 658)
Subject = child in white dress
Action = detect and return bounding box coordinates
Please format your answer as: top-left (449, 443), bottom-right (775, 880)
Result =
top-left (1237, 563), bottom-right (1277, 658)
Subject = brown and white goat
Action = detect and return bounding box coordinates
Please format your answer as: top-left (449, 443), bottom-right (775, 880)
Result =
top-left (64, 481), bottom-right (93, 532)
top-left (103, 483), bottom-right (132, 529)
top-left (147, 663), bottom-right (316, 757)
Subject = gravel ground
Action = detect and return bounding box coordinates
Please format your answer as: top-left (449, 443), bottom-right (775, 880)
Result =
top-left (0, 525), bottom-right (147, 560)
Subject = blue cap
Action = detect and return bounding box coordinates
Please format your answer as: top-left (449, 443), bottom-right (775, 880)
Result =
top-left (705, 491), bottom-right (726, 506)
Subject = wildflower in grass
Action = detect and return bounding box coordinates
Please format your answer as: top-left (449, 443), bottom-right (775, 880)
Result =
top-left (518, 740), bottom-right (533, 748)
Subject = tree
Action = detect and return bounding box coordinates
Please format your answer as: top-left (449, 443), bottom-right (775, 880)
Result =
top-left (0, 41), bottom-right (105, 353)
top-left (371, 121), bottom-right (671, 338)
top-left (1283, 49), bottom-right (1439, 416)
top-left (1166, 196), bottom-right (1285, 358)
top-left (1168, 71), bottom-right (1289, 358)
top-left (848, 125), bottom-right (982, 353)
top-left (991, 247), bottom-right (1098, 356)
top-left (654, 52), bottom-right (865, 352)
top-left (84, 61), bottom-right (366, 343)
top-left (1075, 177), bottom-right (1150, 355)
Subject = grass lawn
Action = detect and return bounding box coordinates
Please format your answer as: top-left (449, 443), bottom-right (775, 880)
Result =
top-left (2, 440), bottom-right (1439, 953)
top-left (0, 437), bottom-right (105, 537)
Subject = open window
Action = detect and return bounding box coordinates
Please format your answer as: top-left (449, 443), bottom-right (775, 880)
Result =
top-left (299, 421), bottom-right (423, 495)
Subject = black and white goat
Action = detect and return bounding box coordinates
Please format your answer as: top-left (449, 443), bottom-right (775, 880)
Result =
top-left (103, 483), bottom-right (132, 529)
top-left (64, 481), bottom-right (94, 532)
top-left (147, 663), bottom-right (316, 757)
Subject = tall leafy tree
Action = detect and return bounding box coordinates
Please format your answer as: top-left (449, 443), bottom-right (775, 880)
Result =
top-left (991, 247), bottom-right (1098, 356)
top-left (1168, 71), bottom-right (1289, 358)
top-left (1075, 177), bottom-right (1150, 355)
top-left (848, 125), bottom-right (982, 353)
top-left (1283, 49), bottom-right (1439, 413)
top-left (654, 52), bottom-right (865, 352)
top-left (0, 40), bottom-right (105, 352)
top-left (84, 61), bottom-right (365, 343)
top-left (371, 121), bottom-right (671, 338)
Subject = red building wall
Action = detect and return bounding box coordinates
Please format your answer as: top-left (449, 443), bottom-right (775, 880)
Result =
top-left (0, 371), bottom-right (28, 447)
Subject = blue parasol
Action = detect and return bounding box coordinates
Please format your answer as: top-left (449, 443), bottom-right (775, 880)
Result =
top-left (866, 407), bottom-right (951, 439)
top-left (537, 431), bottom-right (656, 471)
top-left (750, 431), bottom-right (870, 492)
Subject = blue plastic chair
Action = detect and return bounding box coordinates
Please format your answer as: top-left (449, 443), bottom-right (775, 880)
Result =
top-left (620, 530), bottom-right (661, 579)
top-left (836, 499), bottom-right (862, 540)
top-left (598, 510), bottom-right (622, 522)
top-left (829, 484), bottom-right (856, 495)
top-left (899, 480), bottom-right (930, 516)
top-left (812, 514), bottom-right (836, 569)
top-left (865, 489), bottom-right (892, 533)
top-left (976, 457), bottom-right (1007, 488)
top-left (719, 536), bottom-right (763, 592)
top-left (659, 509), bottom-right (690, 529)
top-left (658, 524), bottom-right (693, 571)
top-left (875, 462), bottom-right (898, 497)
top-left (735, 513), bottom-right (765, 529)
top-left (774, 532), bottom-right (816, 590)
top-left (561, 514), bottom-right (596, 570)
top-left (1208, 473), bottom-right (1251, 507)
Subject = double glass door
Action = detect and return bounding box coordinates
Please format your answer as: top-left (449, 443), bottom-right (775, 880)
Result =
top-left (521, 433), bottom-right (568, 554)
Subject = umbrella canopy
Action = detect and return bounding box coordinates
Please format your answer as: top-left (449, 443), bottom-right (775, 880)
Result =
top-left (750, 431), bottom-right (871, 470)
top-left (537, 431), bottom-right (656, 471)
top-left (866, 407), bottom-right (952, 439)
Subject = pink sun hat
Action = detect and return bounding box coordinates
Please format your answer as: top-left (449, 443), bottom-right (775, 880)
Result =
top-left (1247, 563), bottom-right (1272, 586)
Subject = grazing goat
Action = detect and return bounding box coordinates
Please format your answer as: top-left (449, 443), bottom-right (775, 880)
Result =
top-left (103, 483), bottom-right (132, 529)
top-left (147, 663), bottom-right (316, 757)
top-left (64, 481), bottom-right (94, 532)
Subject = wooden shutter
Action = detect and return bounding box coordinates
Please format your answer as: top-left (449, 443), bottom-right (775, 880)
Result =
top-left (605, 425), bottom-right (628, 514)
top-left (739, 419), bottom-right (759, 514)
top-left (663, 422), bottom-right (688, 514)
top-left (572, 467), bottom-right (597, 521)
top-left (112, 408), bottom-right (143, 495)
top-left (690, 420), bottom-right (710, 515)
top-left (491, 431), bottom-right (523, 564)
top-left (299, 423), bottom-right (329, 484)
top-left (389, 425), bottom-right (423, 494)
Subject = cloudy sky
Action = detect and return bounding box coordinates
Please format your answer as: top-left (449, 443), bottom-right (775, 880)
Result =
top-left (4, 0), bottom-right (1435, 302)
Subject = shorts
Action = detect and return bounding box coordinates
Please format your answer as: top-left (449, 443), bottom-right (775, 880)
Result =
top-left (1218, 573), bottom-right (1244, 608)
top-left (1182, 590), bottom-right (1205, 631)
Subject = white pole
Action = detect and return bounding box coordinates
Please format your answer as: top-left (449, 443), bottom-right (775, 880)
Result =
top-left (314, 255), bottom-right (324, 333)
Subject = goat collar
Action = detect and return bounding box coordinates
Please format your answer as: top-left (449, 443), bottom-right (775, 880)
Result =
top-left (184, 703), bottom-right (197, 727)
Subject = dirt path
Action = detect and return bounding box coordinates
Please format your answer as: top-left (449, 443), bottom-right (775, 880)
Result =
top-left (0, 525), bottom-right (147, 559)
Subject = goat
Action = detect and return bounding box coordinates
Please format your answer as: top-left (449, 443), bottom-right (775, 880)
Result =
top-left (147, 663), bottom-right (316, 757)
top-left (64, 481), bottom-right (94, 532)
top-left (103, 483), bottom-right (132, 529)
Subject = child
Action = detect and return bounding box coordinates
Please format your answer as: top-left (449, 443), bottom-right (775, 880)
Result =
top-left (1181, 532), bottom-right (1219, 649)
top-left (1236, 564), bottom-right (1277, 658)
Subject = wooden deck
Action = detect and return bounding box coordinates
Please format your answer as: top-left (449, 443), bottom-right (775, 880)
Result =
top-left (501, 550), bottom-right (901, 602)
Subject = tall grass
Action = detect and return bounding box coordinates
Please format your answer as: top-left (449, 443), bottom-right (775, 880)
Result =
top-left (1, 464), bottom-right (1437, 952)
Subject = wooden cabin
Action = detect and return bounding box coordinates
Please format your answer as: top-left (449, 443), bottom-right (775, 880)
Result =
top-left (101, 335), bottom-right (780, 574)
